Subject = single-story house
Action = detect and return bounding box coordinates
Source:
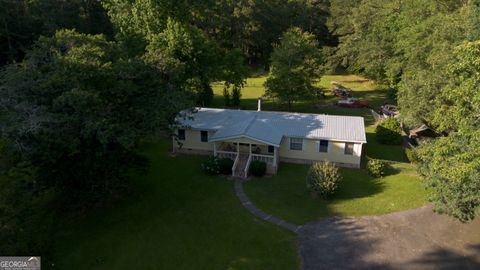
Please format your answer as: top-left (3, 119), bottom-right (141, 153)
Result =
top-left (173, 106), bottom-right (366, 178)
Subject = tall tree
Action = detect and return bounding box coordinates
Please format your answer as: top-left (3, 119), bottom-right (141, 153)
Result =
top-left (414, 41), bottom-right (480, 222)
top-left (0, 30), bottom-right (187, 204)
top-left (103, 0), bottom-right (247, 106)
top-left (264, 27), bottom-right (323, 111)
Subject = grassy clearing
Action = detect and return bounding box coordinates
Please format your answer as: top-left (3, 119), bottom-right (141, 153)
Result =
top-left (244, 162), bottom-right (427, 225)
top-left (212, 74), bottom-right (388, 126)
top-left (50, 140), bottom-right (298, 270)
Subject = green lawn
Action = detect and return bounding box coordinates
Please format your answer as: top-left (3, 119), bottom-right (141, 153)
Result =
top-left (364, 125), bottom-right (408, 162)
top-left (50, 140), bottom-right (298, 270)
top-left (212, 74), bottom-right (388, 126)
top-left (50, 74), bottom-right (415, 269)
top-left (244, 162), bottom-right (427, 225)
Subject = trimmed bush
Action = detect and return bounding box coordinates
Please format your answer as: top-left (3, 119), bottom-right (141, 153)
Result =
top-left (375, 118), bottom-right (402, 145)
top-left (201, 156), bottom-right (220, 175)
top-left (367, 158), bottom-right (387, 177)
top-left (218, 158), bottom-right (234, 175)
top-left (405, 148), bottom-right (418, 163)
top-left (306, 161), bottom-right (342, 198)
top-left (249, 160), bottom-right (267, 177)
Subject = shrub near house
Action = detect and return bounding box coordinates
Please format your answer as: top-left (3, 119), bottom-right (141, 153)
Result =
top-left (367, 158), bottom-right (387, 177)
top-left (375, 118), bottom-right (402, 145)
top-left (306, 161), bottom-right (342, 198)
top-left (250, 160), bottom-right (267, 177)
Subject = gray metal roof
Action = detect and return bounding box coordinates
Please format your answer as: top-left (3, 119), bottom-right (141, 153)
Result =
top-left (177, 108), bottom-right (367, 146)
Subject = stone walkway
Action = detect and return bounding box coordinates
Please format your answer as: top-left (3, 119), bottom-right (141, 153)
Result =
top-left (234, 179), bottom-right (302, 233)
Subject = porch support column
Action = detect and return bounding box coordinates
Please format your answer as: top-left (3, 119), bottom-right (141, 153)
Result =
top-left (213, 142), bottom-right (217, 156)
top-left (237, 142), bottom-right (239, 154)
top-left (273, 146), bottom-right (278, 166)
top-left (249, 143), bottom-right (252, 155)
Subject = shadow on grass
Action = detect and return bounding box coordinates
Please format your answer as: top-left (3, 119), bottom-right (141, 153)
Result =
top-left (385, 163), bottom-right (402, 176)
top-left (365, 132), bottom-right (408, 162)
top-left (333, 168), bottom-right (385, 200)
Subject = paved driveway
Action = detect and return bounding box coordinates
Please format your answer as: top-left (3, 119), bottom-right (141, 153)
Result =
top-left (298, 205), bottom-right (480, 270)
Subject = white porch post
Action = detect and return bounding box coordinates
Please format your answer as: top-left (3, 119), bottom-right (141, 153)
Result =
top-left (237, 142), bottom-right (239, 154)
top-left (213, 142), bottom-right (217, 156)
top-left (249, 143), bottom-right (252, 154)
top-left (273, 146), bottom-right (278, 165)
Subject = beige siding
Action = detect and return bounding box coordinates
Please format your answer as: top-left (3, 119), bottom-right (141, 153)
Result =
top-left (174, 129), bottom-right (214, 151)
top-left (278, 137), bottom-right (362, 166)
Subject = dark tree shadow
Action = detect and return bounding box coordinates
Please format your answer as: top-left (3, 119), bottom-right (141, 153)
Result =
top-left (298, 211), bottom-right (480, 270)
top-left (402, 244), bottom-right (480, 270)
top-left (298, 218), bottom-right (388, 270)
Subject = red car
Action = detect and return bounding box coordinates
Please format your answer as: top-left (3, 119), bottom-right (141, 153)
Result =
top-left (336, 98), bottom-right (369, 108)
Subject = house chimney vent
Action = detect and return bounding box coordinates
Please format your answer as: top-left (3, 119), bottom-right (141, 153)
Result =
top-left (257, 97), bottom-right (262, 111)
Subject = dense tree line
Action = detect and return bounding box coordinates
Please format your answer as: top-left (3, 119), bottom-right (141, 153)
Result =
top-left (329, 0), bottom-right (480, 221)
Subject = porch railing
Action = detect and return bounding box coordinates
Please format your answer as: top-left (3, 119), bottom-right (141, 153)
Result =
top-left (231, 153), bottom-right (239, 177)
top-left (251, 153), bottom-right (274, 164)
top-left (244, 154), bottom-right (252, 178)
top-left (217, 150), bottom-right (237, 161)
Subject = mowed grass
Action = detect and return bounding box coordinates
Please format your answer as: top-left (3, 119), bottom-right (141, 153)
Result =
top-left (50, 140), bottom-right (298, 270)
top-left (212, 74), bottom-right (388, 126)
top-left (244, 162), bottom-right (427, 225)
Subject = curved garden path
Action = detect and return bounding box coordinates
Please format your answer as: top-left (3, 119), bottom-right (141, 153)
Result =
top-left (235, 179), bottom-right (480, 270)
top-left (234, 179), bottom-right (302, 233)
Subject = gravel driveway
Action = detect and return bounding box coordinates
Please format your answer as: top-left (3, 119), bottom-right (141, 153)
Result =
top-left (298, 205), bottom-right (480, 270)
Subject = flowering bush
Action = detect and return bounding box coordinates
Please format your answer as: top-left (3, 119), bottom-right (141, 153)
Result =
top-left (201, 156), bottom-right (220, 175)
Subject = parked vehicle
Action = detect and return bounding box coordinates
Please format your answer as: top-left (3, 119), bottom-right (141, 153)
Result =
top-left (336, 98), bottom-right (369, 108)
top-left (330, 81), bottom-right (353, 98)
top-left (379, 104), bottom-right (399, 117)
top-left (331, 89), bottom-right (350, 98)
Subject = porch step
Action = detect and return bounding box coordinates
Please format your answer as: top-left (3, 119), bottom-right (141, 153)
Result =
top-left (234, 154), bottom-right (249, 178)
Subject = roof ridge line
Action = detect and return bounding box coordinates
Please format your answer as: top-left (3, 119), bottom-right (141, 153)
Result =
top-left (243, 114), bottom-right (258, 134)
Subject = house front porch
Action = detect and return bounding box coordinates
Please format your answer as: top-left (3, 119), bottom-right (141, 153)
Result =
top-left (213, 140), bottom-right (279, 178)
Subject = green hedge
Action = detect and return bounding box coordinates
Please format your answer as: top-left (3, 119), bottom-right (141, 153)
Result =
top-left (366, 158), bottom-right (387, 178)
top-left (375, 118), bottom-right (402, 145)
top-left (249, 160), bottom-right (267, 177)
top-left (218, 158), bottom-right (234, 175)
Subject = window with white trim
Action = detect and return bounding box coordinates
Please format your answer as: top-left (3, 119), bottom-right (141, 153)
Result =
top-left (290, 138), bottom-right (303, 150)
top-left (344, 142), bottom-right (354, 155)
top-left (319, 140), bottom-right (329, 152)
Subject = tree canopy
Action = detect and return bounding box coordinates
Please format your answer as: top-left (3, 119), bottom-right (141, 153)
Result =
top-left (264, 27), bottom-right (323, 111)
top-left (0, 29), bottom-right (188, 203)
top-left (329, 0), bottom-right (480, 221)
